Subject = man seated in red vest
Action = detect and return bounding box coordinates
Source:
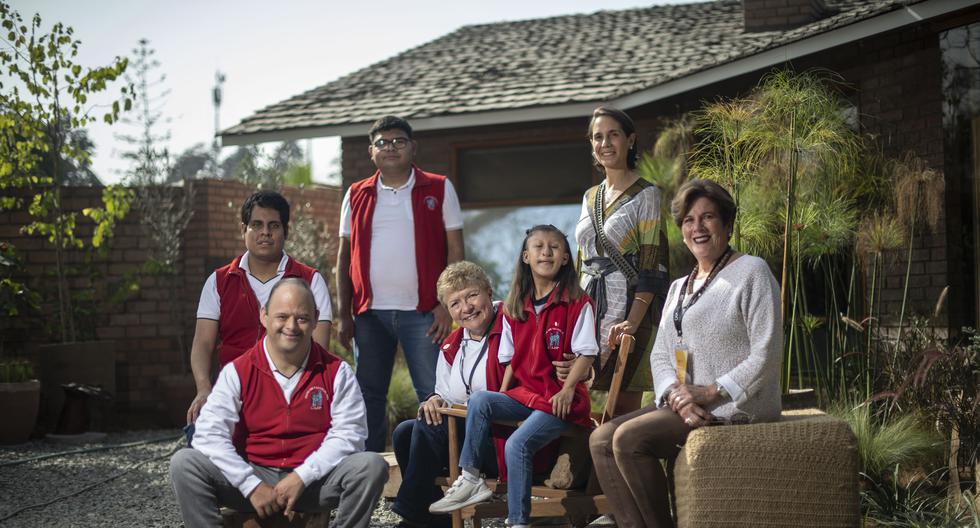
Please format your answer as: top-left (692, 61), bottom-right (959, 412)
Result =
top-left (187, 190), bottom-right (333, 424)
top-left (170, 278), bottom-right (387, 528)
top-left (336, 115), bottom-right (464, 451)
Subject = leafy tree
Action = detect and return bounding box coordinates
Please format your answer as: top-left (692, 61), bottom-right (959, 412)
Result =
top-left (0, 2), bottom-right (132, 342)
top-left (117, 38), bottom-right (195, 366)
top-left (222, 140), bottom-right (310, 188)
top-left (117, 38), bottom-right (170, 186)
top-left (168, 142), bottom-right (212, 182)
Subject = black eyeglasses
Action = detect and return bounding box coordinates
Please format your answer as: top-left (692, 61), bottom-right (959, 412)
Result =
top-left (372, 137), bottom-right (411, 150)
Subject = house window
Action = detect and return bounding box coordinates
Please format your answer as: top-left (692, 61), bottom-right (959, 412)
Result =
top-left (453, 141), bottom-right (594, 207)
top-left (941, 22), bottom-right (980, 329)
top-left (462, 203), bottom-right (582, 298)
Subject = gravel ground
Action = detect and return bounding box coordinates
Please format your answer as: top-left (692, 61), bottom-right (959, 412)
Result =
top-left (0, 430), bottom-right (513, 528)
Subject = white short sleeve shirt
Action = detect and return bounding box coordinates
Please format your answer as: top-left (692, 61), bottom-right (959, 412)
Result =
top-left (338, 169), bottom-right (463, 311)
top-left (196, 251), bottom-right (333, 322)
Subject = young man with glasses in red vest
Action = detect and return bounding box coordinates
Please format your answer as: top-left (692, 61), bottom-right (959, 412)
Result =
top-left (336, 115), bottom-right (465, 452)
top-left (187, 191), bottom-right (334, 425)
top-left (171, 278), bottom-right (386, 528)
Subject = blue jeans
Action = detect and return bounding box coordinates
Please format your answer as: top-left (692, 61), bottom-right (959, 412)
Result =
top-left (459, 391), bottom-right (569, 525)
top-left (354, 309), bottom-right (439, 452)
top-left (391, 417), bottom-right (497, 527)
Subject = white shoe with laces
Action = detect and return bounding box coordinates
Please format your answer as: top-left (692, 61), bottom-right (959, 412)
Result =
top-left (428, 474), bottom-right (493, 513)
top-left (587, 514), bottom-right (617, 526)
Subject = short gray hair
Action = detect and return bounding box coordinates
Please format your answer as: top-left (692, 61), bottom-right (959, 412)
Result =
top-left (437, 261), bottom-right (493, 304)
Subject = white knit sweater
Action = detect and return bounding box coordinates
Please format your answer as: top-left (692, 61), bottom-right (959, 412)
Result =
top-left (649, 254), bottom-right (783, 422)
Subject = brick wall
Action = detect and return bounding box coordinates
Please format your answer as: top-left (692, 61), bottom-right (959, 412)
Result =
top-left (338, 20), bottom-right (963, 329)
top-left (0, 178), bottom-right (341, 421)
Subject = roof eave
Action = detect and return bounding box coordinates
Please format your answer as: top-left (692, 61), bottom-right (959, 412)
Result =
top-left (221, 0), bottom-right (972, 146)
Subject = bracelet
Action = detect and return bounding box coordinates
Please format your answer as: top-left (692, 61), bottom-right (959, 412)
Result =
top-left (633, 296), bottom-right (650, 305)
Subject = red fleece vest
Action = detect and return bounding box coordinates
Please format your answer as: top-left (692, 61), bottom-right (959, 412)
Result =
top-left (439, 307), bottom-right (505, 391)
top-left (347, 166), bottom-right (448, 315)
top-left (503, 291), bottom-right (594, 428)
top-left (232, 340), bottom-right (342, 469)
top-left (214, 254), bottom-right (317, 366)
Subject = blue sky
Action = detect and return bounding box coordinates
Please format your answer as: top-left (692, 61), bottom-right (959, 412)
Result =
top-left (10, 0), bottom-right (690, 184)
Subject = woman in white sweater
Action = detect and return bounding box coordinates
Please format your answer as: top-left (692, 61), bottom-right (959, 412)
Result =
top-left (589, 179), bottom-right (782, 528)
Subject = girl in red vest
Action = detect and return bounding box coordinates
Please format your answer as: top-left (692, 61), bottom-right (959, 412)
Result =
top-left (430, 225), bottom-right (598, 528)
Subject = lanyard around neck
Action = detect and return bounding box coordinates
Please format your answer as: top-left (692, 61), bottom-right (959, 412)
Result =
top-left (459, 308), bottom-right (496, 395)
top-left (673, 247), bottom-right (732, 339)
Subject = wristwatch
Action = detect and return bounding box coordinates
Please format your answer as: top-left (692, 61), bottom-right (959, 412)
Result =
top-left (714, 383), bottom-right (730, 402)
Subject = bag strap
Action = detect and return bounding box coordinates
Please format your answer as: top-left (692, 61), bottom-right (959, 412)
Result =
top-left (589, 183), bottom-right (639, 283)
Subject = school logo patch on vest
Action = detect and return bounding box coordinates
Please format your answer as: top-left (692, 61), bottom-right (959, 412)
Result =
top-left (424, 195), bottom-right (439, 210)
top-left (305, 386), bottom-right (328, 411)
top-left (545, 326), bottom-right (563, 351)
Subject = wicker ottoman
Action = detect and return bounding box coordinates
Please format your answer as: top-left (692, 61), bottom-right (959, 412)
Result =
top-left (674, 409), bottom-right (860, 527)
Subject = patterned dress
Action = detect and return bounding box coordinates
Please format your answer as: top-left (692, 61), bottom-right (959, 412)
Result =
top-left (575, 178), bottom-right (669, 391)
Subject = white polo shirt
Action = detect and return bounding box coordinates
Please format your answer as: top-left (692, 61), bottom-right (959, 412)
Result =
top-left (339, 169), bottom-right (463, 311)
top-left (196, 251), bottom-right (333, 322)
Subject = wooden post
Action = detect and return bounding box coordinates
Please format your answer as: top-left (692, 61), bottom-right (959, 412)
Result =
top-left (447, 416), bottom-right (463, 528)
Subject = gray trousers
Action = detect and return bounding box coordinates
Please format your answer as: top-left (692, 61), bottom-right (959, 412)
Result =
top-left (169, 448), bottom-right (388, 528)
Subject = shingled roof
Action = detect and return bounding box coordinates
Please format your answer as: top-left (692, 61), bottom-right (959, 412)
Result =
top-left (222, 0), bottom-right (952, 144)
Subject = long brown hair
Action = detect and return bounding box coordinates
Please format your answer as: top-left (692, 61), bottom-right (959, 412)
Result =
top-left (503, 225), bottom-right (583, 321)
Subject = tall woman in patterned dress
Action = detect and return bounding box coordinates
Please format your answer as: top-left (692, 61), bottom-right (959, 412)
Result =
top-left (573, 106), bottom-right (670, 412)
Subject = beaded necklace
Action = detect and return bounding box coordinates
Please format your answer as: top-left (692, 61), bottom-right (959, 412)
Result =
top-left (672, 246), bottom-right (733, 339)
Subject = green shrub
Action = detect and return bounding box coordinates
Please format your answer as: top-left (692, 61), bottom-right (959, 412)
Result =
top-left (862, 468), bottom-right (980, 527)
top-left (387, 361), bottom-right (419, 426)
top-left (0, 359), bottom-right (35, 383)
top-left (830, 402), bottom-right (942, 479)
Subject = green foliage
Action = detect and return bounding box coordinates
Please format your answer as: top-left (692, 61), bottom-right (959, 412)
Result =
top-left (0, 2), bottom-right (131, 199)
top-left (0, 2), bottom-right (132, 342)
top-left (830, 402), bottom-right (941, 480)
top-left (636, 153), bottom-right (694, 281)
top-left (82, 185), bottom-right (133, 249)
top-left (0, 241), bottom-right (39, 317)
top-left (286, 198), bottom-right (333, 274)
top-left (878, 320), bottom-right (980, 487)
top-left (222, 141), bottom-right (310, 189)
top-left (283, 163), bottom-right (312, 186)
top-left (862, 468), bottom-right (980, 527)
top-left (0, 359), bottom-right (34, 382)
top-left (387, 360), bottom-right (419, 427)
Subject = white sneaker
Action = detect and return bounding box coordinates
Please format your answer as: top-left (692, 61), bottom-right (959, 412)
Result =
top-left (587, 514), bottom-right (617, 526)
top-left (428, 475), bottom-right (493, 513)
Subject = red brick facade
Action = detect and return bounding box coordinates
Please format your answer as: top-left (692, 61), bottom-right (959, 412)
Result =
top-left (0, 179), bottom-right (341, 422)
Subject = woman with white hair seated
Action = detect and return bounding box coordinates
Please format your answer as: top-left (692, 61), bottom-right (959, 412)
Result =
top-left (390, 261), bottom-right (504, 528)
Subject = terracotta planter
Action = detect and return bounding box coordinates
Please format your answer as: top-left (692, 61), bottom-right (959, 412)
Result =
top-left (0, 379), bottom-right (41, 444)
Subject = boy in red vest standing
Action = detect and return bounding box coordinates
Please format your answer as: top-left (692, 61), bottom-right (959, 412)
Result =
top-left (170, 278), bottom-right (387, 528)
top-left (187, 191), bottom-right (333, 424)
top-left (336, 116), bottom-right (465, 451)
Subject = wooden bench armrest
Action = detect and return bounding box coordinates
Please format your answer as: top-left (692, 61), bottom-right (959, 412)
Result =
top-left (436, 406), bottom-right (469, 419)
